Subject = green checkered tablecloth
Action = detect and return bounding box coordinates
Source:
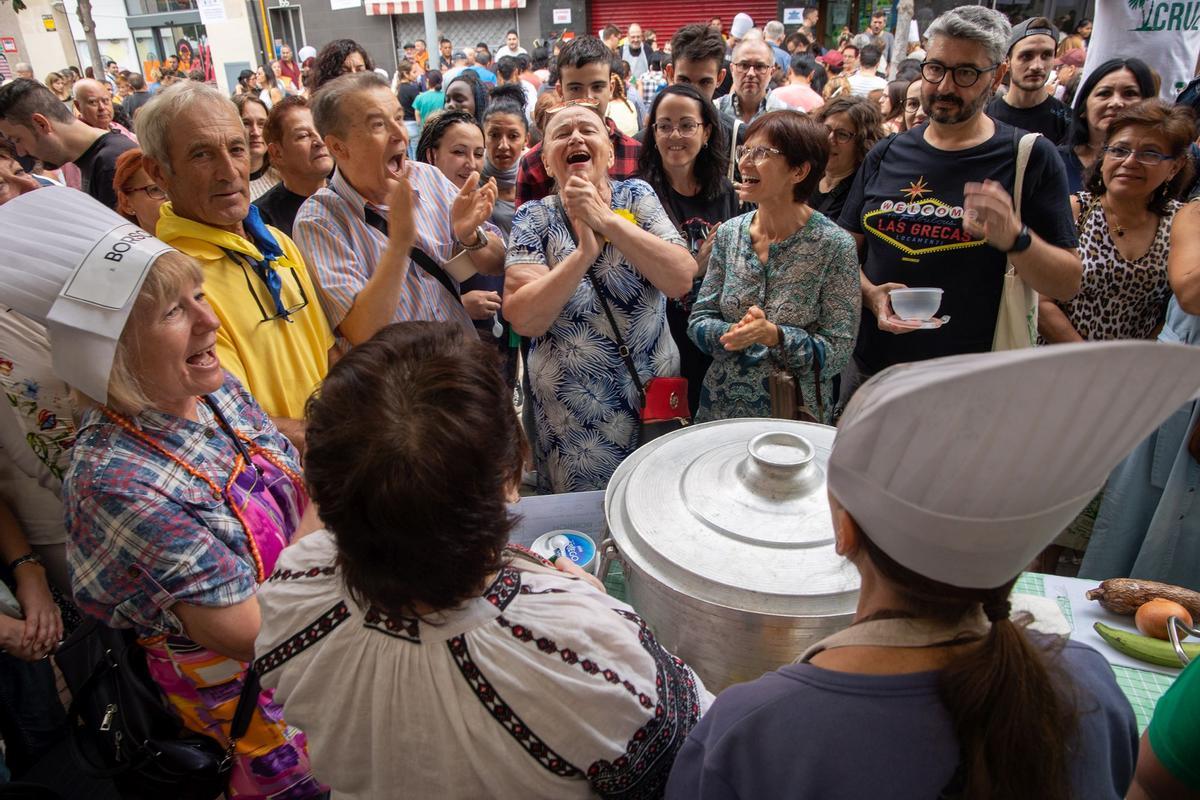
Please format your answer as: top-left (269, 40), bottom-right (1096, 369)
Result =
top-left (1015, 573), bottom-right (1174, 731)
top-left (607, 568), bottom-right (1174, 731)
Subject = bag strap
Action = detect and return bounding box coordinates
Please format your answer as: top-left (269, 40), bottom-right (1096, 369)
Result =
top-left (727, 117), bottom-right (741, 182)
top-left (1012, 131), bottom-right (1039, 220)
top-left (554, 198), bottom-right (647, 405)
top-left (410, 246), bottom-right (461, 301)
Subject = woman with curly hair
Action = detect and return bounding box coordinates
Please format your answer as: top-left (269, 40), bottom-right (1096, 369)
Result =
top-left (309, 38), bottom-right (374, 93)
top-left (812, 95), bottom-right (885, 222)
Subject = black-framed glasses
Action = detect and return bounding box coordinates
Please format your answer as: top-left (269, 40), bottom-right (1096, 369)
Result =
top-left (653, 121), bottom-right (701, 138)
top-left (732, 61), bottom-right (773, 73)
top-left (1102, 145), bottom-right (1177, 165)
top-left (903, 98), bottom-right (922, 111)
top-left (735, 145), bottom-right (781, 166)
top-left (230, 252), bottom-right (310, 324)
top-left (823, 125), bottom-right (854, 144)
top-left (919, 60), bottom-right (1000, 87)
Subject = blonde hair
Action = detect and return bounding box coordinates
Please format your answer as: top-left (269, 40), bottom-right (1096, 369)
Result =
top-left (99, 250), bottom-right (205, 414)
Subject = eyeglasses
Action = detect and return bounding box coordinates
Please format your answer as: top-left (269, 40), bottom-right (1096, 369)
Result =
top-left (653, 121), bottom-right (701, 137)
top-left (1102, 145), bottom-right (1176, 165)
top-left (732, 61), bottom-right (773, 73)
top-left (231, 253), bottom-right (310, 324)
top-left (823, 125), bottom-right (854, 144)
top-left (919, 60), bottom-right (1001, 88)
top-left (903, 98), bottom-right (922, 111)
top-left (735, 145), bottom-right (781, 166)
top-left (125, 184), bottom-right (166, 200)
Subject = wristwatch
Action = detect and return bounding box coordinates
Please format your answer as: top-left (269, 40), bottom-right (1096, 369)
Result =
top-left (9, 552), bottom-right (42, 572)
top-left (1005, 224), bottom-right (1032, 254)
top-left (455, 225), bottom-right (489, 252)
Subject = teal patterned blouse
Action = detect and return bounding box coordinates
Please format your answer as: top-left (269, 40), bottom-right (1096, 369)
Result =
top-left (687, 210), bottom-right (861, 423)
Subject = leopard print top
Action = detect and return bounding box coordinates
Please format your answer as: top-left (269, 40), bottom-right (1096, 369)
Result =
top-left (1052, 192), bottom-right (1180, 341)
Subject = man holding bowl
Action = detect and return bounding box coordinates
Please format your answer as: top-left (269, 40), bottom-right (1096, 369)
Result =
top-left (837, 6), bottom-right (1081, 401)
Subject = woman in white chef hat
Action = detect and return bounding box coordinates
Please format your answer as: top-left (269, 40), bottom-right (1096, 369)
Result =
top-left (667, 341), bottom-right (1200, 800)
top-left (0, 186), bottom-right (324, 797)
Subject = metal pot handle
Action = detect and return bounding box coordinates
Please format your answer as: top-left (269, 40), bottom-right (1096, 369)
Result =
top-left (596, 537), bottom-right (622, 582)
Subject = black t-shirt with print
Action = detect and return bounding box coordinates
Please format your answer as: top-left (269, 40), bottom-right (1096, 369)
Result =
top-left (74, 130), bottom-right (136, 210)
top-left (987, 94), bottom-right (1071, 145)
top-left (839, 120), bottom-right (1076, 374)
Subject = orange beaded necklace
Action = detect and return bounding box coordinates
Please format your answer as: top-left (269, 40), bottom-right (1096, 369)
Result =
top-left (100, 397), bottom-right (305, 583)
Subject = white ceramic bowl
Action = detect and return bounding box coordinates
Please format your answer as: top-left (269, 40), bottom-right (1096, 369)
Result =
top-left (889, 288), bottom-right (944, 321)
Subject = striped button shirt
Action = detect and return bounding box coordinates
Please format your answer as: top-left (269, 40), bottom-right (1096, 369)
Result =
top-left (292, 163), bottom-right (476, 343)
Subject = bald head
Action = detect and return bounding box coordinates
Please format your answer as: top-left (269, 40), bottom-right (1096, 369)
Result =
top-left (73, 79), bottom-right (114, 131)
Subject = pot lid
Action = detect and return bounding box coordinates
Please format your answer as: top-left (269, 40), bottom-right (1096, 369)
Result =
top-left (605, 419), bottom-right (859, 616)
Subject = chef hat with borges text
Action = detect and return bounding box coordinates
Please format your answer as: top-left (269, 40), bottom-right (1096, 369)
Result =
top-left (0, 186), bottom-right (174, 404)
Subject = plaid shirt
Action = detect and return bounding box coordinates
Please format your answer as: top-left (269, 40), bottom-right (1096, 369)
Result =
top-left (514, 118), bottom-right (641, 208)
top-left (638, 70), bottom-right (668, 106)
top-left (62, 373), bottom-right (302, 637)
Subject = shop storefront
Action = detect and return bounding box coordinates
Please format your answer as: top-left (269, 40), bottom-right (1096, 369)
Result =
top-left (124, 0), bottom-right (217, 81)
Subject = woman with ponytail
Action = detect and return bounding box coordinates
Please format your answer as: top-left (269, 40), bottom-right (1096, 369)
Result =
top-left (662, 341), bottom-right (1200, 800)
top-left (481, 83), bottom-right (528, 235)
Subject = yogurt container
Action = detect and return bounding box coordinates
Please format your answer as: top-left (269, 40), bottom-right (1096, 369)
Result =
top-left (531, 530), bottom-right (598, 574)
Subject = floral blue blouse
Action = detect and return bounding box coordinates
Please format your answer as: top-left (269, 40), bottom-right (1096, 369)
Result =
top-left (687, 210), bottom-right (861, 423)
top-left (506, 178), bottom-right (686, 493)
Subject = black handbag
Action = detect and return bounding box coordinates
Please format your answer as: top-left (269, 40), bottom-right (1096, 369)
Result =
top-left (55, 619), bottom-right (260, 800)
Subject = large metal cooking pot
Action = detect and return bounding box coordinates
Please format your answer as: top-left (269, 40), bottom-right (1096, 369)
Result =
top-left (600, 419), bottom-right (859, 691)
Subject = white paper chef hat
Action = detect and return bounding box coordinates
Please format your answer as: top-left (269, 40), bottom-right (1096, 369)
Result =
top-left (828, 341), bottom-right (1200, 589)
top-left (0, 186), bottom-right (173, 403)
top-left (731, 13), bottom-right (755, 40)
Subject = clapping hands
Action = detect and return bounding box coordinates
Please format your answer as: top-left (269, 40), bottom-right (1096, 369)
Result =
top-left (720, 305), bottom-right (780, 351)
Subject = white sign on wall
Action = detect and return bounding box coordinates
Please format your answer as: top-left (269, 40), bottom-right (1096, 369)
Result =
top-left (197, 0), bottom-right (226, 24)
top-left (783, 8), bottom-right (804, 25)
top-left (330, 0), bottom-right (362, 8)
top-left (553, 8), bottom-right (572, 25)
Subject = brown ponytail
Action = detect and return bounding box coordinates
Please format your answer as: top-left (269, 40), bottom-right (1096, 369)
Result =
top-left (858, 533), bottom-right (1077, 800)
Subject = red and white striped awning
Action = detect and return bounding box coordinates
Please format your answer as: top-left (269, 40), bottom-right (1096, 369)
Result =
top-left (365, 0), bottom-right (524, 15)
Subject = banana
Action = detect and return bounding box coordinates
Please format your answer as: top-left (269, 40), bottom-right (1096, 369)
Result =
top-left (1093, 621), bottom-right (1200, 668)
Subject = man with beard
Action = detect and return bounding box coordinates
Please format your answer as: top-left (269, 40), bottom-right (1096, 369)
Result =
top-left (987, 20), bottom-right (1070, 144)
top-left (837, 6), bottom-right (1080, 395)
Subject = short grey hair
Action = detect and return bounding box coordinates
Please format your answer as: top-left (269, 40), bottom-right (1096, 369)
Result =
top-left (732, 37), bottom-right (773, 62)
top-left (311, 71), bottom-right (390, 140)
top-left (136, 81), bottom-right (238, 168)
top-left (764, 21), bottom-right (785, 42)
top-left (925, 6), bottom-right (1012, 66)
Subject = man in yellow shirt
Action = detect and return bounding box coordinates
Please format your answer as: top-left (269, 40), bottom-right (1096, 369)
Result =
top-left (140, 82), bottom-right (334, 447)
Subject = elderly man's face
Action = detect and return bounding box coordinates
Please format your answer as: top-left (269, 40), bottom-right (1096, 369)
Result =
top-left (75, 80), bottom-right (114, 130)
top-left (281, 45), bottom-right (293, 62)
top-left (325, 85), bottom-right (407, 205)
top-left (628, 25), bottom-right (643, 47)
top-left (146, 103), bottom-right (250, 233)
top-left (0, 154), bottom-right (39, 206)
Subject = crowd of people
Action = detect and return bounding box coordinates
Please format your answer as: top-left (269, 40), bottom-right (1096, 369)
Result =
top-left (0, 4), bottom-right (1199, 799)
